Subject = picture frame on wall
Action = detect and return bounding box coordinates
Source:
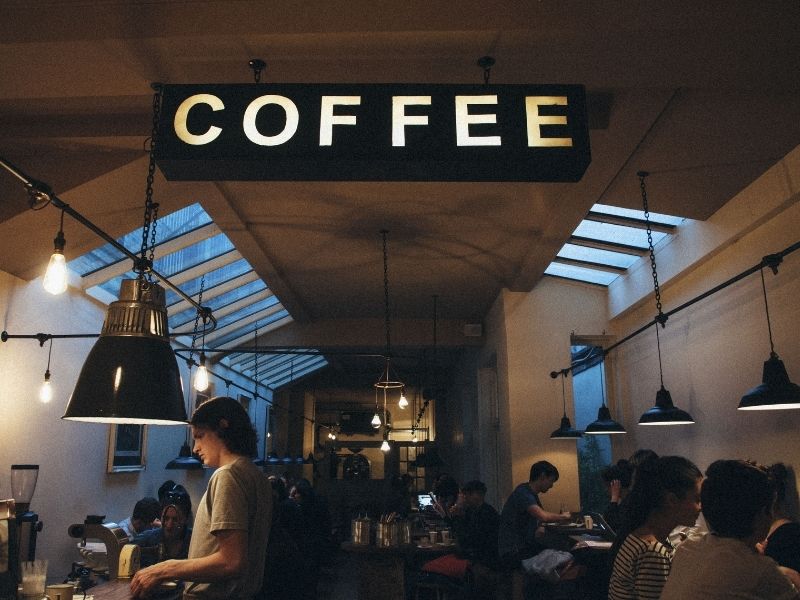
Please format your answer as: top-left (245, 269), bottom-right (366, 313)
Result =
top-left (107, 424), bottom-right (147, 473)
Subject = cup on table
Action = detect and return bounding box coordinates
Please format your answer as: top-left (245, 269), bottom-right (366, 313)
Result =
top-left (419, 536), bottom-right (430, 546)
top-left (428, 530), bottom-right (439, 544)
top-left (46, 584), bottom-right (75, 600)
top-left (583, 515), bottom-right (594, 530)
top-left (441, 529), bottom-right (451, 543)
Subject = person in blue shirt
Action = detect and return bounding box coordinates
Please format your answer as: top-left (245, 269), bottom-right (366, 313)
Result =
top-left (497, 461), bottom-right (571, 568)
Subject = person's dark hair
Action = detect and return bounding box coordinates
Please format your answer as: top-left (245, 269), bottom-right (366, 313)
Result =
top-left (162, 485), bottom-right (193, 523)
top-left (133, 497), bottom-right (161, 523)
top-left (629, 449), bottom-right (659, 469)
top-left (434, 475), bottom-right (460, 500)
top-left (190, 396), bottom-right (258, 457)
top-left (292, 478), bottom-right (315, 503)
top-left (611, 456), bottom-right (701, 555)
top-left (768, 463), bottom-right (789, 505)
top-left (601, 460), bottom-right (634, 489)
top-left (461, 480), bottom-right (487, 494)
top-left (269, 475), bottom-right (289, 502)
top-left (530, 461), bottom-right (559, 482)
top-left (702, 460), bottom-right (775, 539)
top-left (157, 480), bottom-right (177, 504)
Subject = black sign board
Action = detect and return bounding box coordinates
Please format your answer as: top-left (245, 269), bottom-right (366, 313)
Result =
top-left (155, 83), bottom-right (590, 182)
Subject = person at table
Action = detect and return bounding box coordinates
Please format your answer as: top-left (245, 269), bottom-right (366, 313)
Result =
top-left (130, 396), bottom-right (273, 600)
top-left (602, 459), bottom-right (634, 534)
top-left (661, 459), bottom-right (800, 599)
top-left (608, 455), bottom-right (702, 600)
top-left (383, 473), bottom-right (414, 518)
top-left (432, 473), bottom-right (460, 518)
top-left (497, 460), bottom-right (571, 568)
top-left (761, 462), bottom-right (800, 574)
top-left (290, 478), bottom-right (333, 600)
top-left (117, 497), bottom-right (162, 541)
top-left (133, 501), bottom-right (193, 567)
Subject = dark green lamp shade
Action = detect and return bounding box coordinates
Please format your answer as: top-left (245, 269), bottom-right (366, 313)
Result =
top-left (639, 386), bottom-right (695, 425)
top-left (62, 279), bottom-right (187, 425)
top-left (550, 415), bottom-right (583, 439)
top-left (584, 405), bottom-right (626, 434)
top-left (739, 354), bottom-right (800, 410)
top-left (166, 442), bottom-right (203, 469)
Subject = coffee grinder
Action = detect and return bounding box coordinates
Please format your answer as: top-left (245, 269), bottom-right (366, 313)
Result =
top-left (10, 465), bottom-right (43, 565)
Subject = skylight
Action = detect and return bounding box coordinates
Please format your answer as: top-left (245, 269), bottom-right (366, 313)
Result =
top-left (545, 203), bottom-right (685, 286)
top-left (67, 203), bottom-right (326, 391)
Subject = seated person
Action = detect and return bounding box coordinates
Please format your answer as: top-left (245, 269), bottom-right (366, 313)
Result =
top-left (762, 463), bottom-right (800, 573)
top-left (661, 460), bottom-right (800, 599)
top-left (117, 497), bottom-right (161, 541)
top-left (449, 480), bottom-right (501, 569)
top-left (382, 473), bottom-right (413, 518)
top-left (432, 474), bottom-right (460, 518)
top-left (497, 460), bottom-right (571, 569)
top-left (608, 456), bottom-right (702, 600)
top-left (133, 502), bottom-right (192, 567)
top-left (601, 459), bottom-right (634, 534)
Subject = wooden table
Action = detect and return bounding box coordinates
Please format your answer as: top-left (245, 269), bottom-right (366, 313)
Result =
top-left (77, 578), bottom-right (181, 600)
top-left (341, 541), bottom-right (457, 600)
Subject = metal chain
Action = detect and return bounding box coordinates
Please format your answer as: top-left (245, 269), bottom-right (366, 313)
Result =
top-left (139, 86), bottom-right (162, 279)
top-left (477, 56), bottom-right (495, 86)
top-left (639, 171), bottom-right (666, 324)
top-left (381, 230), bottom-right (391, 354)
top-left (189, 276), bottom-right (206, 365)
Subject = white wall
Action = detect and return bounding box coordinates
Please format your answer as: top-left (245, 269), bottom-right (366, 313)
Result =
top-left (609, 166), bottom-right (800, 495)
top-left (0, 273), bottom-right (270, 582)
top-left (484, 278), bottom-right (609, 514)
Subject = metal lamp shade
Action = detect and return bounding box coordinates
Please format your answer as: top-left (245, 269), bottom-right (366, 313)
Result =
top-left (584, 405), bottom-right (626, 434)
top-left (639, 386), bottom-right (695, 425)
top-left (550, 415), bottom-right (583, 439)
top-left (166, 442), bottom-right (203, 469)
top-left (739, 354), bottom-right (800, 410)
top-left (63, 279), bottom-right (187, 424)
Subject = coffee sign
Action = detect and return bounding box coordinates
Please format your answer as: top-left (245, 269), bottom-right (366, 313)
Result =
top-left (155, 84), bottom-right (590, 182)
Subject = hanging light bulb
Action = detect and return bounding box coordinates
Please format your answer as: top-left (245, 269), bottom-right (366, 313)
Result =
top-left (43, 211), bottom-right (68, 295)
top-left (380, 439), bottom-right (390, 452)
top-left (398, 388), bottom-right (409, 409)
top-left (371, 412), bottom-right (382, 428)
top-left (194, 353), bottom-right (209, 392)
top-left (39, 338), bottom-right (55, 404)
top-left (412, 430), bottom-right (418, 444)
top-left (39, 370), bottom-right (53, 403)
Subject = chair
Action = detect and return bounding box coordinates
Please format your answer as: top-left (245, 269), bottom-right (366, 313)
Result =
top-left (413, 571), bottom-right (465, 600)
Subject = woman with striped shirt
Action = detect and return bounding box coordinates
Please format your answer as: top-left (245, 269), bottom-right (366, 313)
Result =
top-left (608, 456), bottom-right (703, 600)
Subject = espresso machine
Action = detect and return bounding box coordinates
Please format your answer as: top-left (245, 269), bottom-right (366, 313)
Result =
top-left (10, 465), bottom-right (43, 565)
top-left (67, 517), bottom-right (131, 580)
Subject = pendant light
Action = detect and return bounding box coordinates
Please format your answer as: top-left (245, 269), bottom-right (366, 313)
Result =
top-left (38, 338), bottom-right (54, 404)
top-left (42, 209), bottom-right (68, 295)
top-left (374, 230), bottom-right (404, 393)
top-left (398, 388), bottom-right (409, 409)
top-left (739, 261), bottom-right (800, 409)
top-left (634, 172), bottom-right (694, 425)
top-left (549, 369), bottom-right (583, 439)
top-left (168, 284), bottom-right (206, 469)
top-left (62, 87), bottom-right (186, 425)
top-left (371, 387), bottom-right (382, 428)
top-left (585, 356), bottom-right (627, 434)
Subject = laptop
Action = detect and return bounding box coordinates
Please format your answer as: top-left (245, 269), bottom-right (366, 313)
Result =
top-left (417, 493), bottom-right (435, 510)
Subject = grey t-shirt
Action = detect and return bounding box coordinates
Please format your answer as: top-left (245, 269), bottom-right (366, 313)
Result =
top-left (184, 456), bottom-right (272, 600)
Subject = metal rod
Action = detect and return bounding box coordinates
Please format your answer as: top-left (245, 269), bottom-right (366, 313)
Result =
top-left (550, 238), bottom-right (800, 376)
top-left (0, 155), bottom-right (217, 332)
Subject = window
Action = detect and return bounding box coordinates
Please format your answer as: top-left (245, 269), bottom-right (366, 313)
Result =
top-left (571, 342), bottom-right (613, 513)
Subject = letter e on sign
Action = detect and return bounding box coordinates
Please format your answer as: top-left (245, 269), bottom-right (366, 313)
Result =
top-left (455, 95), bottom-right (501, 146)
top-left (526, 96), bottom-right (573, 147)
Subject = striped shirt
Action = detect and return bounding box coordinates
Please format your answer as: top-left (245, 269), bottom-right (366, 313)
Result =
top-left (608, 534), bottom-right (674, 600)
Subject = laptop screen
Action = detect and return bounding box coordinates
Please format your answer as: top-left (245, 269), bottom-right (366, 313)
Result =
top-left (417, 493), bottom-right (434, 509)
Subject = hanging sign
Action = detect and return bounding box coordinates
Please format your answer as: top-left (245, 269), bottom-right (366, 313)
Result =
top-left (155, 83), bottom-right (590, 182)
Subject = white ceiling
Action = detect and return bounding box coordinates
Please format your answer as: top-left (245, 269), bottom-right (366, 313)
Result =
top-left (1, 1), bottom-right (799, 374)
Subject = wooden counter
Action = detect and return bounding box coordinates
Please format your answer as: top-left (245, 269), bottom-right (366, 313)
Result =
top-left (79, 578), bottom-right (181, 600)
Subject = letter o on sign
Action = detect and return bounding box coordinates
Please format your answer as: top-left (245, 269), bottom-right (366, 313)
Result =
top-left (243, 95), bottom-right (300, 146)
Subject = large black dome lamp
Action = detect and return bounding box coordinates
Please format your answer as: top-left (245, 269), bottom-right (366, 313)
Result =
top-left (739, 261), bottom-right (800, 410)
top-left (584, 357), bottom-right (626, 435)
top-left (62, 279), bottom-right (187, 424)
top-left (635, 171), bottom-right (694, 426)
